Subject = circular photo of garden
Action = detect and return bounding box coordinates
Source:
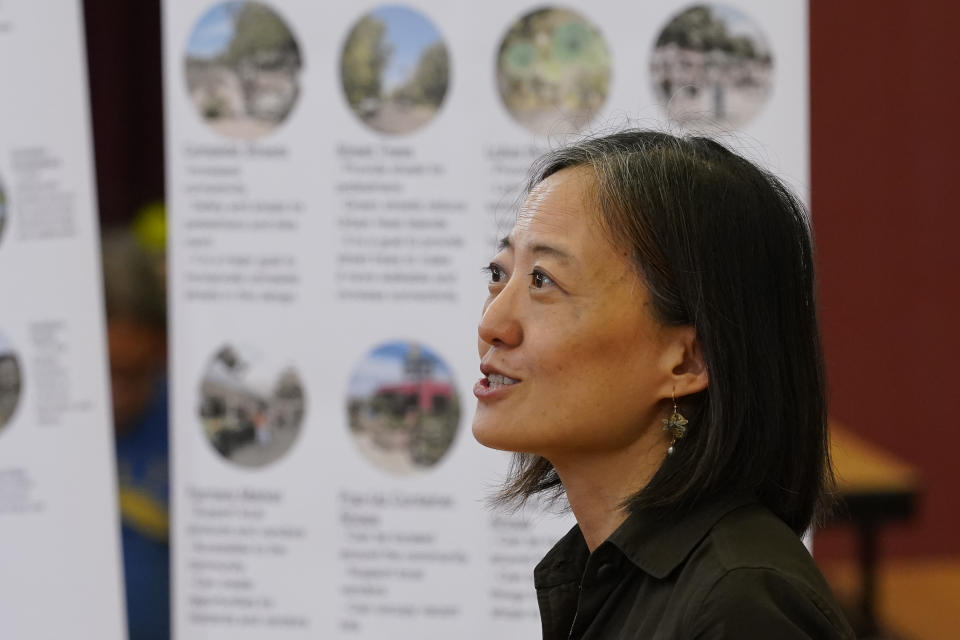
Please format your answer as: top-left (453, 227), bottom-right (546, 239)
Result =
top-left (198, 344), bottom-right (305, 468)
top-left (0, 331), bottom-right (23, 436)
top-left (650, 4), bottom-right (774, 131)
top-left (0, 173), bottom-right (7, 248)
top-left (346, 340), bottom-right (460, 475)
top-left (496, 7), bottom-right (611, 136)
top-left (341, 5), bottom-right (450, 135)
top-left (184, 1), bottom-right (302, 140)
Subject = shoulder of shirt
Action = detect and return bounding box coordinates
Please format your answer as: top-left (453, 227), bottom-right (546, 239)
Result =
top-left (686, 504), bottom-right (854, 639)
top-left (706, 503), bottom-right (814, 574)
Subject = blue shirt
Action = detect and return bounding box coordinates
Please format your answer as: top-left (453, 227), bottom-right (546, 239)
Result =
top-left (115, 379), bottom-right (169, 640)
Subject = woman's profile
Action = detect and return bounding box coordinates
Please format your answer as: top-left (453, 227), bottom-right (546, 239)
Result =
top-left (473, 130), bottom-right (854, 639)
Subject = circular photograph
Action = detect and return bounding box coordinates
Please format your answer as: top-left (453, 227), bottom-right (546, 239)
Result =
top-left (198, 344), bottom-right (305, 467)
top-left (341, 5), bottom-right (450, 135)
top-left (184, 1), bottom-right (302, 140)
top-left (496, 7), bottom-right (611, 136)
top-left (650, 4), bottom-right (774, 131)
top-left (0, 332), bottom-right (23, 436)
top-left (346, 340), bottom-right (460, 475)
top-left (0, 173), bottom-right (7, 247)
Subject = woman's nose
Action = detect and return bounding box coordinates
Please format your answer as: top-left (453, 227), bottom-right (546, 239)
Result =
top-left (478, 284), bottom-right (523, 348)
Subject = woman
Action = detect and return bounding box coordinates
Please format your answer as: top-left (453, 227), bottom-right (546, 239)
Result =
top-left (472, 131), bottom-right (853, 639)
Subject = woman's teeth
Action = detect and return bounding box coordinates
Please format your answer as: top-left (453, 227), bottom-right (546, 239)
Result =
top-left (487, 373), bottom-right (519, 388)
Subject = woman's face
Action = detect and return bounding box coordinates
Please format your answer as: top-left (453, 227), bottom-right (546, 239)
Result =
top-left (472, 166), bottom-right (679, 461)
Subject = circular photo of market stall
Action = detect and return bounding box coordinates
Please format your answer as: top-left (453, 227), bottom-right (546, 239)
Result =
top-left (340, 5), bottom-right (450, 135)
top-left (184, 0), bottom-right (303, 140)
top-left (0, 331), bottom-right (23, 437)
top-left (496, 6), bottom-right (611, 136)
top-left (346, 340), bottom-right (460, 475)
top-left (198, 343), bottom-right (305, 467)
top-left (650, 4), bottom-right (774, 131)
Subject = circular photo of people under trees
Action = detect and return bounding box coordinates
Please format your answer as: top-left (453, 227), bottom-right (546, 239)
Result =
top-left (650, 4), bottom-right (774, 131)
top-left (0, 331), bottom-right (23, 437)
top-left (184, 1), bottom-right (303, 140)
top-left (198, 343), bottom-right (305, 468)
top-left (496, 7), bottom-right (611, 136)
top-left (346, 340), bottom-right (460, 475)
top-left (341, 5), bottom-right (450, 136)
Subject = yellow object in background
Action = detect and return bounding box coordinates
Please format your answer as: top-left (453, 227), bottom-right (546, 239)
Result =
top-left (132, 201), bottom-right (166, 253)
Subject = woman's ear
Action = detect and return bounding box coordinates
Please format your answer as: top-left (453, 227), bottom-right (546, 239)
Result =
top-left (668, 326), bottom-right (708, 396)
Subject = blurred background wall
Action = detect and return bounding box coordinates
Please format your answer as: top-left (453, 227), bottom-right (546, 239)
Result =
top-left (809, 1), bottom-right (960, 560)
top-left (84, 0), bottom-right (164, 227)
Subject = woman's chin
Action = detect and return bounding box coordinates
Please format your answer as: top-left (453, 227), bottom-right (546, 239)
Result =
top-left (471, 415), bottom-right (522, 452)
top-left (471, 420), bottom-right (501, 450)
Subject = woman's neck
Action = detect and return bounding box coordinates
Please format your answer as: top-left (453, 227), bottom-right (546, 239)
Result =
top-left (551, 436), bottom-right (668, 551)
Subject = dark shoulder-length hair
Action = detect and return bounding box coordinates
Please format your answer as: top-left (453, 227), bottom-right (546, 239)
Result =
top-left (499, 130), bottom-right (833, 534)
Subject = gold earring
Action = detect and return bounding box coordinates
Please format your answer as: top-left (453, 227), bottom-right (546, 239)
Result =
top-left (662, 391), bottom-right (688, 456)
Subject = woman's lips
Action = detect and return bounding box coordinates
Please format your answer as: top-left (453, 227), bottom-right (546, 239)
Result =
top-left (473, 373), bottom-right (521, 399)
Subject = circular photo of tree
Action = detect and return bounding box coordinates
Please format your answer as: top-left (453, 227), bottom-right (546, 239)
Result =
top-left (341, 5), bottom-right (450, 136)
top-left (0, 331), bottom-right (23, 436)
top-left (184, 1), bottom-right (302, 140)
top-left (496, 7), bottom-right (611, 136)
top-left (650, 4), bottom-right (774, 131)
top-left (198, 344), bottom-right (305, 468)
top-left (347, 340), bottom-right (460, 475)
top-left (0, 173), bottom-right (7, 248)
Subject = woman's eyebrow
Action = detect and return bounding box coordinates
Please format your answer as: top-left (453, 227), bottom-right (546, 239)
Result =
top-left (530, 243), bottom-right (574, 263)
top-left (498, 236), bottom-right (575, 264)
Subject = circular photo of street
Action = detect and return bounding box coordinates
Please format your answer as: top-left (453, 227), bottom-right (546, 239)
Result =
top-left (341, 5), bottom-right (450, 135)
top-left (184, 1), bottom-right (302, 140)
top-left (496, 7), bottom-right (611, 136)
top-left (650, 4), bottom-right (774, 131)
top-left (198, 344), bottom-right (305, 468)
top-left (0, 331), bottom-right (23, 436)
top-left (346, 340), bottom-right (460, 475)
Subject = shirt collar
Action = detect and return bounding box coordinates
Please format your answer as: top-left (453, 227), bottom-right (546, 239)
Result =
top-left (607, 492), bottom-right (757, 579)
top-left (534, 520), bottom-right (591, 589)
top-left (535, 492), bottom-right (757, 587)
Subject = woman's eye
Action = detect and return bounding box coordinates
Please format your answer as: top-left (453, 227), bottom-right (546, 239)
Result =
top-left (483, 263), bottom-right (505, 283)
top-left (529, 269), bottom-right (553, 289)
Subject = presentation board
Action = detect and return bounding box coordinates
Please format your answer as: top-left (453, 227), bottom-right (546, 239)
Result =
top-left (0, 1), bottom-right (126, 638)
top-left (164, 1), bottom-right (808, 637)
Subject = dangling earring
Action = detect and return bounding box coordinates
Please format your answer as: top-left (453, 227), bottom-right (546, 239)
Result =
top-left (662, 391), bottom-right (688, 456)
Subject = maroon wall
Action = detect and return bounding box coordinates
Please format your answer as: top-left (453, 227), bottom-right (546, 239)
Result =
top-left (810, 0), bottom-right (960, 557)
top-left (84, 0), bottom-right (164, 227)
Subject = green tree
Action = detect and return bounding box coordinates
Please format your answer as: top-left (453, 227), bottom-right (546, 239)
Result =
top-left (395, 42), bottom-right (449, 107)
top-left (341, 16), bottom-right (390, 108)
top-left (222, 3), bottom-right (300, 66)
top-left (656, 6), bottom-right (762, 59)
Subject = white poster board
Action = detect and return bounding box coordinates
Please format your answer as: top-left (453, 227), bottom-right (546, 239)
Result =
top-left (164, 1), bottom-right (807, 637)
top-left (0, 1), bottom-right (127, 638)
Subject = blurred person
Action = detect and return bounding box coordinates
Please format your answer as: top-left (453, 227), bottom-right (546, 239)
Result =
top-left (473, 130), bottom-right (853, 638)
top-left (102, 225), bottom-right (169, 640)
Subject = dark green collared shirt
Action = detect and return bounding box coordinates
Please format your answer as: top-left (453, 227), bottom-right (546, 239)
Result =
top-left (534, 495), bottom-right (854, 639)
